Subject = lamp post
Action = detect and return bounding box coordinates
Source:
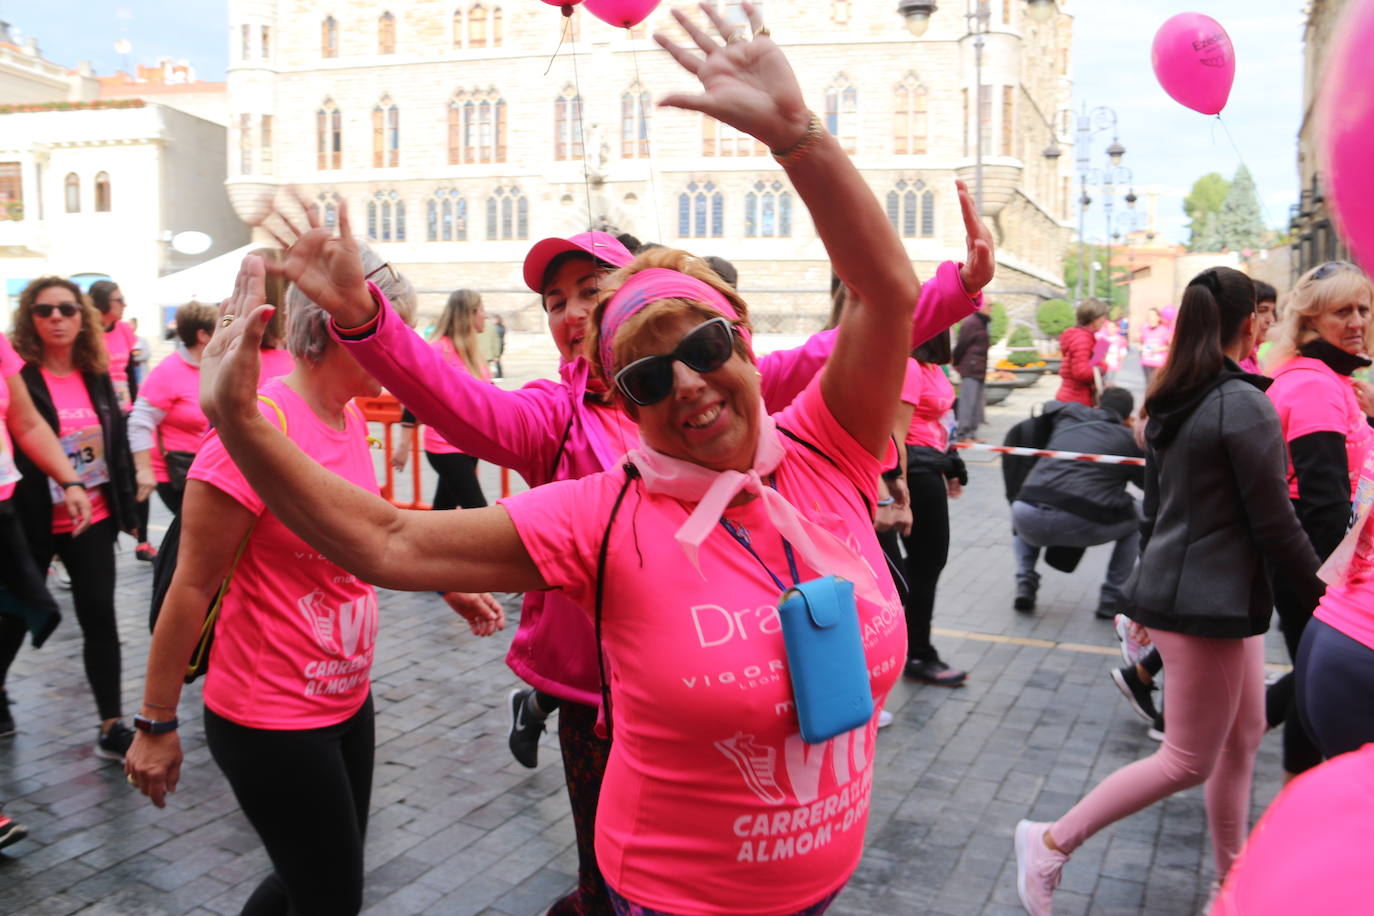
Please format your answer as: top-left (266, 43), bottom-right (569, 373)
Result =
top-left (1070, 103), bottom-right (1134, 304)
top-left (896, 0), bottom-right (1060, 214)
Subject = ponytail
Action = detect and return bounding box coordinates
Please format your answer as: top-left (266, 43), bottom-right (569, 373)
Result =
top-left (1144, 267), bottom-right (1255, 416)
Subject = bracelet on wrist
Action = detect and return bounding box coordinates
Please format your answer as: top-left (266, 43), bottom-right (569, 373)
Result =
top-left (877, 497), bottom-right (896, 507)
top-left (60, 481), bottom-right (86, 491)
top-left (133, 714), bottom-right (179, 735)
top-left (771, 112), bottom-right (825, 165)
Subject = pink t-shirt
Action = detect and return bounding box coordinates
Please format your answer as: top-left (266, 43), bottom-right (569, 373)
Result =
top-left (1315, 447), bottom-right (1374, 652)
top-left (104, 320), bottom-right (137, 411)
top-left (500, 379), bottom-right (905, 915)
top-left (422, 337), bottom-right (492, 455)
top-left (258, 347), bottom-right (295, 384)
top-left (0, 333), bottom-right (23, 501)
top-left (190, 379), bottom-right (380, 730)
top-left (137, 351), bottom-right (208, 483)
top-left (587, 400), bottom-right (640, 462)
top-left (1268, 356), bottom-right (1374, 501)
top-left (900, 359), bottom-right (954, 450)
top-left (41, 368), bottom-right (111, 533)
top-left (1139, 323), bottom-right (1171, 368)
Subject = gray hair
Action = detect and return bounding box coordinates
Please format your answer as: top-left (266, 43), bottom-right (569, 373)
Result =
top-left (286, 243), bottom-right (410, 364)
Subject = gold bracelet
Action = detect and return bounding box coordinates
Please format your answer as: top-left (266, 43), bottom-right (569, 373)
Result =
top-left (771, 112), bottom-right (825, 165)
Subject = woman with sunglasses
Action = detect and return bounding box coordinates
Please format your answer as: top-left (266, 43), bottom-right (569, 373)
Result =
top-left (1015, 267), bottom-right (1322, 915)
top-left (201, 6), bottom-right (921, 912)
top-left (267, 79), bottom-right (992, 916)
top-left (1, 277), bottom-right (138, 760)
top-left (1262, 261), bottom-right (1374, 775)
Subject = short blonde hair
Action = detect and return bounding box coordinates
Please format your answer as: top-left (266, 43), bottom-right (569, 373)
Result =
top-left (1270, 262), bottom-right (1374, 362)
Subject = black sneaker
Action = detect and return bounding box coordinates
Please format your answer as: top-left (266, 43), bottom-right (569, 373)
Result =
top-left (0, 691), bottom-right (14, 738)
top-left (1110, 665), bottom-right (1159, 723)
top-left (507, 689), bottom-right (545, 769)
top-left (1094, 602), bottom-right (1117, 620)
top-left (1147, 712), bottom-right (1165, 742)
top-left (0, 812), bottom-right (27, 851)
top-left (1013, 581), bottom-right (1037, 613)
top-left (95, 721), bottom-right (135, 761)
top-left (903, 657), bottom-right (968, 687)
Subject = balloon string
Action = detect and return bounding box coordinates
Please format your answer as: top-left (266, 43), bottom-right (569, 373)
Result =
top-left (570, 18), bottom-right (595, 234)
top-left (631, 39), bottom-right (665, 244)
top-left (1215, 114), bottom-right (1279, 231)
top-left (543, 13), bottom-right (569, 77)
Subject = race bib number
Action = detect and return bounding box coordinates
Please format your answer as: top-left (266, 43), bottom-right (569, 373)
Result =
top-left (49, 425), bottom-right (108, 503)
top-left (1319, 450), bottom-right (1374, 588)
top-left (0, 442), bottom-right (19, 488)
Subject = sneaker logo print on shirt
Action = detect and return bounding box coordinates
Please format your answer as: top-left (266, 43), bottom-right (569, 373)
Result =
top-left (296, 589), bottom-right (379, 658)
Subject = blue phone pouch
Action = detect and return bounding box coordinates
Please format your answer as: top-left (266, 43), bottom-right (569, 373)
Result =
top-left (777, 576), bottom-right (874, 744)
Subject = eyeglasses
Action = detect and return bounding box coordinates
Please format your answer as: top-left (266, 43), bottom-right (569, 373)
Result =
top-left (614, 317), bottom-right (736, 406)
top-left (31, 303), bottom-right (80, 318)
top-left (364, 262), bottom-right (397, 284)
top-left (1309, 261), bottom-right (1356, 282)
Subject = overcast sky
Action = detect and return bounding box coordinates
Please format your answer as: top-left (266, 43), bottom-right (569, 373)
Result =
top-left (9, 0), bottom-right (1305, 247)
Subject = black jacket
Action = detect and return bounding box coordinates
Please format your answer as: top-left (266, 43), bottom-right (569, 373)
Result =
top-left (952, 312), bottom-right (990, 380)
top-left (1123, 360), bottom-right (1323, 639)
top-left (13, 363), bottom-right (137, 555)
top-left (1016, 401), bottom-right (1144, 525)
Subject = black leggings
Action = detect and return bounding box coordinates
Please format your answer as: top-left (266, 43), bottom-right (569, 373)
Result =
top-left (1297, 618), bottom-right (1374, 760)
top-left (0, 503), bottom-right (62, 649)
top-left (425, 451), bottom-right (487, 511)
top-left (897, 469), bottom-right (950, 662)
top-left (205, 694), bottom-right (375, 916)
top-left (0, 517), bottom-right (121, 720)
top-left (135, 495), bottom-right (150, 543)
top-left (1267, 570), bottom-right (1324, 774)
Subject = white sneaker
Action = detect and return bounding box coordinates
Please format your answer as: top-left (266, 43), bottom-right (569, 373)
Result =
top-left (1113, 614), bottom-right (1150, 667)
top-left (1015, 819), bottom-right (1068, 916)
top-left (877, 709), bottom-right (894, 729)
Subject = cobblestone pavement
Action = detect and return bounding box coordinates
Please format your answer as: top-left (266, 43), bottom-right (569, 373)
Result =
top-left (0, 343), bottom-right (1292, 915)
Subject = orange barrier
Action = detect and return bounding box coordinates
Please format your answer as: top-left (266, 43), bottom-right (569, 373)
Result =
top-left (354, 392), bottom-right (512, 508)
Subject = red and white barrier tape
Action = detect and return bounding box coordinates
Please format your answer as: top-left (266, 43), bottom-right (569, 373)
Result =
top-left (952, 441), bottom-right (1145, 466)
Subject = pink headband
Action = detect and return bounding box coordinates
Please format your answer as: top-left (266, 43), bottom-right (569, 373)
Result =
top-left (598, 268), bottom-right (751, 375)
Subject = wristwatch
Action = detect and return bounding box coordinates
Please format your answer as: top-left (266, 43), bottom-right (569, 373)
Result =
top-left (132, 714), bottom-right (179, 735)
top-left (59, 481), bottom-right (86, 490)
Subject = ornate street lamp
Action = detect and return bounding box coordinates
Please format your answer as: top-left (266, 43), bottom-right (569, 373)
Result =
top-left (1025, 0), bottom-right (1058, 22)
top-left (896, 0), bottom-right (938, 36)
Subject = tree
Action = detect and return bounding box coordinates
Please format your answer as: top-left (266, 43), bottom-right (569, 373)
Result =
top-left (987, 301), bottom-right (1009, 343)
top-left (1063, 244), bottom-right (1129, 309)
top-left (1215, 165), bottom-right (1267, 252)
top-left (1184, 172), bottom-right (1230, 251)
top-left (1036, 299), bottom-right (1074, 338)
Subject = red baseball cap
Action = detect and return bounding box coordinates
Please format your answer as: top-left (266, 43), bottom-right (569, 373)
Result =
top-left (522, 231), bottom-right (634, 294)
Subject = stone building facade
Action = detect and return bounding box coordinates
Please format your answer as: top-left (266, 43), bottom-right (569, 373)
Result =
top-left (226, 0), bottom-right (1075, 329)
top-left (1291, 0), bottom-right (1353, 277)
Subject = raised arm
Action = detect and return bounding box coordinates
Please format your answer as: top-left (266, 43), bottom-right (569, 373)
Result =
top-left (201, 257), bottom-right (548, 596)
top-left (656, 2), bottom-right (919, 457)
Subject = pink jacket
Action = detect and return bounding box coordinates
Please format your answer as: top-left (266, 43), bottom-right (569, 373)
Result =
top-left (334, 260), bottom-right (980, 704)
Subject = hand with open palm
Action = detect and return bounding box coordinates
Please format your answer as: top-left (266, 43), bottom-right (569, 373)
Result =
top-left (655, 2), bottom-right (811, 153)
top-left (258, 193), bottom-right (376, 328)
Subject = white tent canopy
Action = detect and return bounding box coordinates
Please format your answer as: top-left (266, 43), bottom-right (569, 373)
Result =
top-left (149, 244), bottom-right (258, 307)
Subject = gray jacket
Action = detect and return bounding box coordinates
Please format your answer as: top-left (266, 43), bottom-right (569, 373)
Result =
top-left (1124, 369), bottom-right (1323, 638)
top-left (1016, 401), bottom-right (1144, 524)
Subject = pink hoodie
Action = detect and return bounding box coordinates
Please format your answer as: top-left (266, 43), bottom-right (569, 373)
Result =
top-left (1139, 322), bottom-right (1172, 369)
top-left (333, 260), bottom-right (980, 704)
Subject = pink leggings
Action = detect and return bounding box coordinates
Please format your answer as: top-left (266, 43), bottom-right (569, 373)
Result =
top-left (1052, 629), bottom-right (1265, 877)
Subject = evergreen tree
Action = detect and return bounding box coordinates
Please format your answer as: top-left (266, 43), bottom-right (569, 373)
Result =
top-left (1215, 165), bottom-right (1267, 251)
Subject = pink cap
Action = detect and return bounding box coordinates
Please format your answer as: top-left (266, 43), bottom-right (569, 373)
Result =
top-left (522, 231), bottom-right (634, 294)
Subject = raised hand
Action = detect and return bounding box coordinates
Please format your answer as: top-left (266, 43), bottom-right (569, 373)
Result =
top-left (259, 191), bottom-right (375, 327)
top-left (199, 256), bottom-right (271, 430)
top-left (956, 181), bottom-right (996, 295)
top-left (655, 2), bottom-right (810, 152)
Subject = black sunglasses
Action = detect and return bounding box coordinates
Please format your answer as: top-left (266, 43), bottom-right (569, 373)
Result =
top-left (31, 303), bottom-right (80, 318)
top-left (1309, 261), bottom-right (1356, 282)
top-left (614, 317), bottom-right (736, 406)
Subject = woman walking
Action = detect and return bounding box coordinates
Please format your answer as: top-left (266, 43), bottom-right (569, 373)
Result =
top-left (1, 277), bottom-right (138, 758)
top-left (197, 7), bottom-right (924, 910)
top-left (1139, 306), bottom-right (1172, 388)
top-left (1056, 299), bottom-right (1108, 406)
top-left (1015, 267), bottom-right (1324, 915)
top-left (127, 302), bottom-right (218, 517)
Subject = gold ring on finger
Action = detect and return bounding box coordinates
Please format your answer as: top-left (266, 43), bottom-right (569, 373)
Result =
top-left (725, 31), bottom-right (745, 44)
top-left (755, 26), bottom-right (770, 36)
top-left (127, 774), bottom-right (137, 786)
top-left (220, 315), bottom-right (237, 327)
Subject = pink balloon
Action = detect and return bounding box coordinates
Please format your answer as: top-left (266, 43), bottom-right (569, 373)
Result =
top-left (1320, 0), bottom-right (1374, 272)
top-left (584, 0), bottom-right (659, 28)
top-left (1151, 12), bottom-right (1236, 116)
top-left (540, 0), bottom-right (583, 12)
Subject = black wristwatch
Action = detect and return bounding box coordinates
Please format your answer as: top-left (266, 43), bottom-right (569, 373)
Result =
top-left (133, 714), bottom-right (179, 735)
top-left (59, 481), bottom-right (86, 490)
